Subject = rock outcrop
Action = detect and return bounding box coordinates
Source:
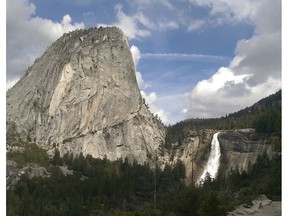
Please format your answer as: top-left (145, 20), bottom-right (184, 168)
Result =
top-left (6, 27), bottom-right (165, 165)
top-left (228, 195), bottom-right (281, 216)
top-left (6, 160), bottom-right (50, 189)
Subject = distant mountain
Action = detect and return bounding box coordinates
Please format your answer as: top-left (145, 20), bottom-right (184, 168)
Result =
top-left (227, 90), bottom-right (281, 117)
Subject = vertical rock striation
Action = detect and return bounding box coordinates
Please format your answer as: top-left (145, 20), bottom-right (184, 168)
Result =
top-left (169, 129), bottom-right (274, 184)
top-left (6, 27), bottom-right (166, 165)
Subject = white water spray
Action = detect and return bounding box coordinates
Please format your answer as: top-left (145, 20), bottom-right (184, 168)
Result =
top-left (198, 132), bottom-right (221, 183)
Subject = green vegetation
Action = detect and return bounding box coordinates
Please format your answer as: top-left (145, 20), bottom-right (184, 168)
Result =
top-left (7, 143), bottom-right (50, 168)
top-left (165, 90), bottom-right (281, 146)
top-left (7, 149), bottom-right (281, 216)
top-left (7, 153), bottom-right (185, 216)
top-left (252, 108), bottom-right (281, 133)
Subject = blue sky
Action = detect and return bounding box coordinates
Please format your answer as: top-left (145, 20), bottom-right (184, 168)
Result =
top-left (6, 0), bottom-right (282, 124)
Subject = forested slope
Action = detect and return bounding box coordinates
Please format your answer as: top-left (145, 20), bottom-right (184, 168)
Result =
top-left (165, 90), bottom-right (281, 146)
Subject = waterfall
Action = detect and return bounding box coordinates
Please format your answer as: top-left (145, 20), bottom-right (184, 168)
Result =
top-left (198, 132), bottom-right (221, 183)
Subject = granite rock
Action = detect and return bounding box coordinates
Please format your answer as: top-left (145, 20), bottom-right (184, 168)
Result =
top-left (6, 27), bottom-right (166, 165)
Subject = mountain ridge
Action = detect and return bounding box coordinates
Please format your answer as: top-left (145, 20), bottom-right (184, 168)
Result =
top-left (166, 89), bottom-right (281, 143)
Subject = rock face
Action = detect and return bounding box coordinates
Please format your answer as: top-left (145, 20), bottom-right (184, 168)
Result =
top-left (170, 129), bottom-right (274, 184)
top-left (6, 27), bottom-right (166, 165)
top-left (170, 129), bottom-right (216, 184)
top-left (218, 129), bottom-right (274, 177)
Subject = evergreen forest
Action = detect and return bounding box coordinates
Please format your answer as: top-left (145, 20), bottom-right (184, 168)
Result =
top-left (7, 148), bottom-right (281, 216)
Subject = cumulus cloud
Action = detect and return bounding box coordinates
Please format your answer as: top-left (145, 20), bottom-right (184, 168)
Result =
top-left (140, 91), bottom-right (170, 123)
top-left (98, 4), bottom-right (152, 40)
top-left (253, 0), bottom-right (281, 35)
top-left (183, 0), bottom-right (281, 118)
top-left (184, 68), bottom-right (281, 118)
top-left (99, 3), bottom-right (180, 40)
top-left (130, 45), bottom-right (151, 89)
top-left (231, 33), bottom-right (281, 86)
top-left (184, 68), bottom-right (251, 118)
top-left (188, 0), bottom-right (259, 24)
top-left (130, 45), bottom-right (141, 66)
top-left (6, 0), bottom-right (84, 89)
top-left (130, 45), bottom-right (169, 123)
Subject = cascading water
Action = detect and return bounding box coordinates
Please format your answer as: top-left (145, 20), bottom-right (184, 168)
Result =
top-left (198, 132), bottom-right (221, 183)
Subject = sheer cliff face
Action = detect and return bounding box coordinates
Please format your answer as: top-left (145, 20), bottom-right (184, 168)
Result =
top-left (6, 27), bottom-right (166, 164)
top-left (217, 129), bottom-right (274, 175)
top-left (171, 129), bottom-right (274, 184)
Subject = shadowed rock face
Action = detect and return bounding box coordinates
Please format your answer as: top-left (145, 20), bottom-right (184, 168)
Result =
top-left (6, 27), bottom-right (166, 165)
top-left (217, 129), bottom-right (274, 177)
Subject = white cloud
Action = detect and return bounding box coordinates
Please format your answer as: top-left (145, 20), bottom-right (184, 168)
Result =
top-left (188, 19), bottom-right (206, 32)
top-left (7, 0), bottom-right (84, 87)
top-left (99, 3), bottom-right (180, 39)
top-left (135, 71), bottom-right (151, 90)
top-left (154, 109), bottom-right (169, 123)
top-left (135, 71), bottom-right (145, 89)
top-left (98, 4), bottom-right (151, 40)
top-left (188, 0), bottom-right (259, 24)
top-left (231, 32), bottom-right (281, 86)
top-left (190, 67), bottom-right (249, 94)
top-left (184, 68), bottom-right (280, 118)
top-left (184, 68), bottom-right (251, 118)
top-left (135, 12), bottom-right (157, 30)
top-left (141, 91), bottom-right (157, 104)
top-left (130, 45), bottom-right (141, 66)
top-left (253, 0), bottom-right (281, 34)
top-left (181, 108), bottom-right (188, 114)
top-left (157, 21), bottom-right (179, 30)
top-left (141, 52), bottom-right (229, 62)
top-left (183, 0), bottom-right (281, 119)
top-left (188, 0), bottom-right (281, 31)
top-left (130, 45), bottom-right (170, 123)
top-left (130, 45), bottom-right (151, 89)
top-left (6, 76), bottom-right (22, 91)
top-left (140, 91), bottom-right (170, 124)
